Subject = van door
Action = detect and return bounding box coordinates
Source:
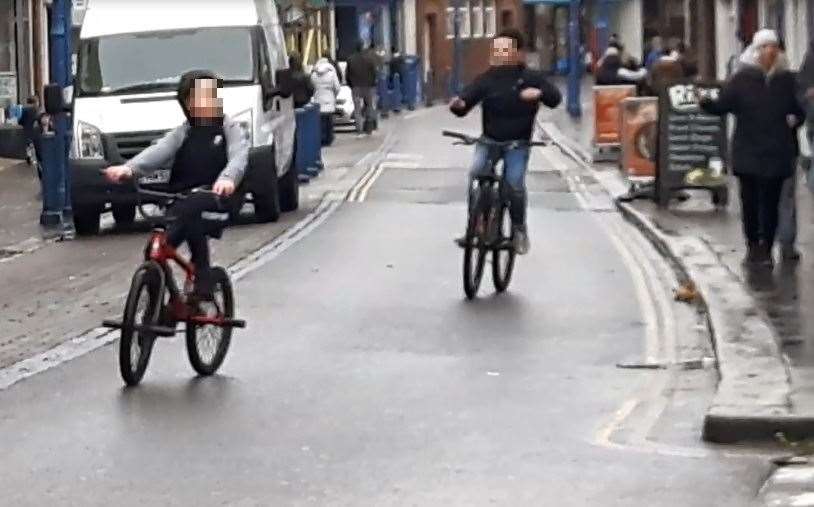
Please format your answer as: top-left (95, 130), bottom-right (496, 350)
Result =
top-left (257, 26), bottom-right (294, 176)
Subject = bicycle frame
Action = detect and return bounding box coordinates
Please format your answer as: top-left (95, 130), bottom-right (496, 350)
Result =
top-left (144, 228), bottom-right (226, 327)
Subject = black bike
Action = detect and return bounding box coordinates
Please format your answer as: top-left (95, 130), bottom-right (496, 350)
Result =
top-left (444, 131), bottom-right (547, 300)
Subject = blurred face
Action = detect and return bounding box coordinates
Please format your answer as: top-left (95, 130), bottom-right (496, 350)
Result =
top-left (491, 37), bottom-right (520, 66)
top-left (757, 42), bottom-right (780, 70)
top-left (187, 78), bottom-right (222, 119)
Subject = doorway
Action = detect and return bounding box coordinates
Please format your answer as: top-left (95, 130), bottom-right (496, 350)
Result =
top-left (501, 9), bottom-right (514, 29)
top-left (423, 13), bottom-right (441, 102)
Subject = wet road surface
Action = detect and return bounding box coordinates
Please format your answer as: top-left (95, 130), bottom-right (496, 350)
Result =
top-left (0, 108), bottom-right (774, 505)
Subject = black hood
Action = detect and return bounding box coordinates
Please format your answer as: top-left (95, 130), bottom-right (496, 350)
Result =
top-left (177, 70), bottom-right (222, 123)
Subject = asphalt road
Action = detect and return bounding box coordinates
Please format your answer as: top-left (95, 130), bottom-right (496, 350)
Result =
top-left (0, 108), bottom-right (777, 505)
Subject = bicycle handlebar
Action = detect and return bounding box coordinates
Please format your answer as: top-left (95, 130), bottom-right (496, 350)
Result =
top-left (442, 130), bottom-right (550, 147)
top-left (99, 169), bottom-right (219, 225)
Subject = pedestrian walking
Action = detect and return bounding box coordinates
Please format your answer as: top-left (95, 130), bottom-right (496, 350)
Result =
top-left (595, 46), bottom-right (647, 86)
top-left (19, 96), bottom-right (43, 179)
top-left (346, 40), bottom-right (378, 135)
top-left (287, 52), bottom-right (315, 109)
top-left (311, 52), bottom-right (341, 147)
top-left (701, 29), bottom-right (805, 267)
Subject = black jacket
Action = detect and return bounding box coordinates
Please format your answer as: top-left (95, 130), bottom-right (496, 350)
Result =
top-left (346, 50), bottom-right (378, 88)
top-left (452, 65), bottom-right (562, 142)
top-left (701, 65), bottom-right (804, 178)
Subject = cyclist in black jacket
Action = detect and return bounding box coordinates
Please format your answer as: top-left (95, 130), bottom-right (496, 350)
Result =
top-left (450, 28), bottom-right (561, 254)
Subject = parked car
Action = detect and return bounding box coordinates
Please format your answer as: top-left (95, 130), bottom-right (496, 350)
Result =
top-left (69, 0), bottom-right (297, 235)
top-left (334, 85), bottom-right (355, 126)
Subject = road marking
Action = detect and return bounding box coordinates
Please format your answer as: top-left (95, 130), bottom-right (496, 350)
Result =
top-left (355, 164), bottom-right (385, 202)
top-left (385, 152), bottom-right (424, 162)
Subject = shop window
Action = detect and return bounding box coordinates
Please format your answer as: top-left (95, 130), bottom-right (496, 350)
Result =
top-left (459, 2), bottom-right (471, 39)
top-left (485, 0), bottom-right (496, 37)
top-left (446, 2), bottom-right (472, 39)
top-left (471, 1), bottom-right (484, 38)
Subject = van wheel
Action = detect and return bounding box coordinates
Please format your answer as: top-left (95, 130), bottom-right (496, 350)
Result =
top-left (112, 204), bottom-right (136, 227)
top-left (74, 206), bottom-right (102, 236)
top-left (279, 166), bottom-right (299, 212)
top-left (253, 172), bottom-right (280, 223)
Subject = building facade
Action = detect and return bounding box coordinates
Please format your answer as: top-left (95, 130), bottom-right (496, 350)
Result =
top-left (416, 0), bottom-right (524, 100)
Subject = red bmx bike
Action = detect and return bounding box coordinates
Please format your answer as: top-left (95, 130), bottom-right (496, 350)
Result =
top-left (103, 183), bottom-right (245, 386)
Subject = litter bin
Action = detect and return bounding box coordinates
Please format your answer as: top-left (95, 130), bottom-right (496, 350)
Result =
top-left (377, 70), bottom-right (390, 118)
top-left (295, 103), bottom-right (322, 181)
top-left (389, 74), bottom-right (403, 114)
top-left (401, 56), bottom-right (420, 110)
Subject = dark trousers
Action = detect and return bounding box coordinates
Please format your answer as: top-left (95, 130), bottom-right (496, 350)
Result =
top-left (737, 174), bottom-right (787, 248)
top-left (320, 113), bottom-right (335, 146)
top-left (166, 192), bottom-right (228, 292)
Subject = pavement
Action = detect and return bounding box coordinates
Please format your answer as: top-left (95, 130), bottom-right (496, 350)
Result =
top-left (543, 78), bottom-right (814, 505)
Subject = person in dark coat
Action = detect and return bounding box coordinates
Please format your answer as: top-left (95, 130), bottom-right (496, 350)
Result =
top-left (19, 96), bottom-right (43, 178)
top-left (595, 47), bottom-right (647, 86)
top-left (287, 52), bottom-right (315, 109)
top-left (701, 29), bottom-right (805, 266)
top-left (346, 40), bottom-right (379, 134)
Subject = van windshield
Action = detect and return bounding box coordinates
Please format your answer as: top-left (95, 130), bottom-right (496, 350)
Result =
top-left (77, 27), bottom-right (255, 96)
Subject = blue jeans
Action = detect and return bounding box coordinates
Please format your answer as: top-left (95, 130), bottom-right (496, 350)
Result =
top-left (469, 142), bottom-right (531, 226)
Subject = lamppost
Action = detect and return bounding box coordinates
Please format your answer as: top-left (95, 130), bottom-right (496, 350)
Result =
top-left (566, 0), bottom-right (582, 118)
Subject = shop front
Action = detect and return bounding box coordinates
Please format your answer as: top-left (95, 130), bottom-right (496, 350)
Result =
top-left (334, 0), bottom-right (402, 60)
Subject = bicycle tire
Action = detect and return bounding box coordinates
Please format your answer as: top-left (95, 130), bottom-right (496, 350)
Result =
top-left (186, 267), bottom-right (234, 376)
top-left (463, 183), bottom-right (490, 300)
top-left (492, 201), bottom-right (516, 293)
top-left (119, 262), bottom-right (163, 386)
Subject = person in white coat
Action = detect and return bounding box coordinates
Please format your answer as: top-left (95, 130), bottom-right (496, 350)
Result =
top-left (311, 53), bottom-right (341, 146)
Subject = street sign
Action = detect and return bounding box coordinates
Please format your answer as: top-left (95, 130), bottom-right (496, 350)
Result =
top-left (656, 81), bottom-right (728, 208)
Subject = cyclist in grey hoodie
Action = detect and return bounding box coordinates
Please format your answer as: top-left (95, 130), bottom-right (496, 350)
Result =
top-left (103, 70), bottom-right (249, 299)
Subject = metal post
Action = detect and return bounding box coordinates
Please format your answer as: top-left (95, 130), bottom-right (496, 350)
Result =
top-left (451, 0), bottom-right (462, 96)
top-left (40, 0), bottom-right (74, 238)
top-left (566, 0), bottom-right (582, 118)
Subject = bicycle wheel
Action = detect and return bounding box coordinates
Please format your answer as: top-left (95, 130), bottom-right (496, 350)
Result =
top-left (119, 262), bottom-right (163, 386)
top-left (492, 201), bottom-right (516, 293)
top-left (463, 183), bottom-right (490, 300)
top-left (186, 267), bottom-right (234, 376)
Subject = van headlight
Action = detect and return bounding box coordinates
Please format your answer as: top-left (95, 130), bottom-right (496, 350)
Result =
top-left (73, 120), bottom-right (105, 160)
top-left (233, 109), bottom-right (253, 145)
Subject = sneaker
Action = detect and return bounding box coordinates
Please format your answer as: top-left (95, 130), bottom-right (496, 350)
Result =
top-left (512, 226), bottom-right (530, 256)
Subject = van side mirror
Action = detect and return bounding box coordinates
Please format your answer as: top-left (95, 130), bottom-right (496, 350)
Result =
top-left (44, 84), bottom-right (65, 114)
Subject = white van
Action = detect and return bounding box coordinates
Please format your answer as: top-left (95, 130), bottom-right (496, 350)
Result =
top-left (69, 0), bottom-right (296, 235)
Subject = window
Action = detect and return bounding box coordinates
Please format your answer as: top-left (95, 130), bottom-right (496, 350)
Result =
top-left (446, 7), bottom-right (455, 39)
top-left (484, 0), bottom-right (496, 37)
top-left (459, 2), bottom-right (471, 39)
top-left (471, 1), bottom-right (484, 38)
top-left (77, 27), bottom-right (255, 96)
